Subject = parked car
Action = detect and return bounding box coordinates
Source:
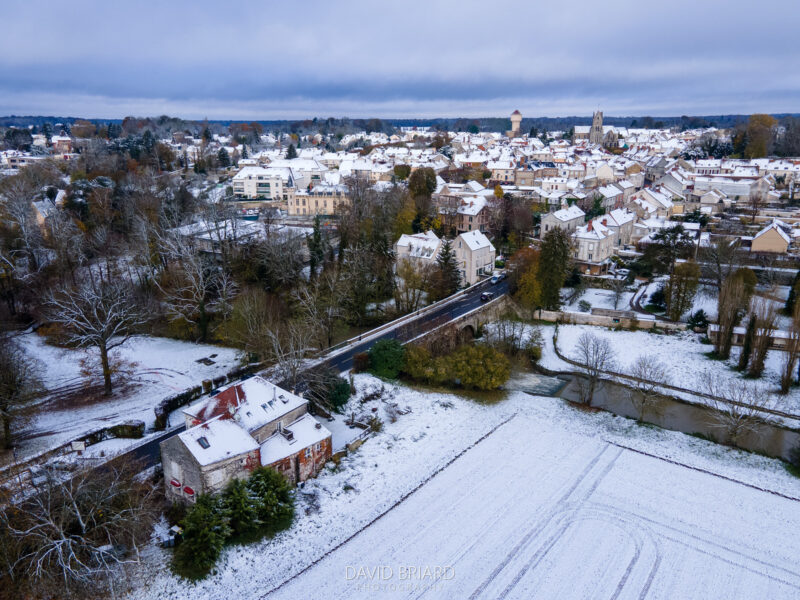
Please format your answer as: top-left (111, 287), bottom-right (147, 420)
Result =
top-left (480, 291), bottom-right (495, 301)
top-left (490, 274), bottom-right (500, 284)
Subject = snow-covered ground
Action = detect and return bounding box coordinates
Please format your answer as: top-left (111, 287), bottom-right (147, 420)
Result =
top-left (564, 287), bottom-right (635, 313)
top-left (540, 323), bottom-right (800, 416)
top-left (127, 375), bottom-right (800, 600)
top-left (13, 333), bottom-right (241, 459)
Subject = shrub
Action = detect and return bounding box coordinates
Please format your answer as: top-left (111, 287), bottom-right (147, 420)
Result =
top-left (688, 309), bottom-right (710, 330)
top-left (444, 345), bottom-right (510, 390)
top-left (528, 345), bottom-right (543, 362)
top-left (403, 345), bottom-right (434, 381)
top-left (368, 339), bottom-right (405, 379)
top-left (172, 495), bottom-right (231, 580)
top-left (578, 300), bottom-right (592, 312)
top-left (648, 286), bottom-right (666, 310)
top-left (352, 352), bottom-right (370, 373)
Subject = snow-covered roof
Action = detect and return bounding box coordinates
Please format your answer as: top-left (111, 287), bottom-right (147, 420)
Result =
top-left (457, 230), bottom-right (493, 252)
top-left (549, 204), bottom-right (585, 222)
top-left (184, 376), bottom-right (306, 433)
top-left (458, 195), bottom-right (488, 216)
top-left (179, 417), bottom-right (259, 467)
top-left (260, 413), bottom-right (332, 466)
top-left (753, 220), bottom-right (791, 245)
top-left (396, 231), bottom-right (441, 259)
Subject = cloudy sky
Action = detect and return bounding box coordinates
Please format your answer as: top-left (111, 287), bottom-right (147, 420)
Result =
top-left (1, 0), bottom-right (798, 120)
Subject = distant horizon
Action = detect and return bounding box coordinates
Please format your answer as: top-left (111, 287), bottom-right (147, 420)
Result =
top-left (2, 111), bottom-right (799, 126)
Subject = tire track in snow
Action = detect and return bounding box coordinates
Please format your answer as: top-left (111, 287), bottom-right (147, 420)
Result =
top-left (467, 445), bottom-right (620, 600)
top-left (259, 412), bottom-right (520, 599)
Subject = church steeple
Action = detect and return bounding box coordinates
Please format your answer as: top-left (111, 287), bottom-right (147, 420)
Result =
top-left (589, 111), bottom-right (604, 145)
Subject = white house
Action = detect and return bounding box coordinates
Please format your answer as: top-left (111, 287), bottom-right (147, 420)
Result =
top-left (454, 231), bottom-right (496, 285)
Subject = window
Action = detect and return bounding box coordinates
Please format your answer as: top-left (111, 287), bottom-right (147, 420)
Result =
top-left (314, 443), bottom-right (321, 452)
top-left (197, 436), bottom-right (210, 449)
top-left (304, 447), bottom-right (312, 458)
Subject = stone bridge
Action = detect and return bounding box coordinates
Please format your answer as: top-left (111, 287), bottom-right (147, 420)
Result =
top-left (404, 295), bottom-right (515, 354)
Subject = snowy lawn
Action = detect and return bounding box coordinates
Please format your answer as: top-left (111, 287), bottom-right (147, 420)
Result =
top-left (127, 374), bottom-right (800, 600)
top-left (13, 333), bottom-right (241, 459)
top-left (540, 323), bottom-right (800, 416)
top-left (564, 287), bottom-right (635, 312)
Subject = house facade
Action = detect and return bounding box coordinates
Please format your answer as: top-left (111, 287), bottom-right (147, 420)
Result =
top-left (454, 231), bottom-right (496, 285)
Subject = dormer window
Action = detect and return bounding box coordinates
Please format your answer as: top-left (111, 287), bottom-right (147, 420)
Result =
top-left (197, 436), bottom-right (210, 449)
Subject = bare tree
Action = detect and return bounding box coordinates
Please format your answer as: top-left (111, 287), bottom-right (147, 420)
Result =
top-left (781, 303), bottom-right (800, 394)
top-left (701, 371), bottom-right (771, 446)
top-left (715, 275), bottom-right (746, 359)
top-left (0, 176), bottom-right (45, 272)
top-left (747, 296), bottom-right (777, 378)
top-left (573, 332), bottom-right (617, 405)
top-left (155, 233), bottom-right (217, 341)
top-left (394, 259), bottom-right (433, 314)
top-left (627, 354), bottom-right (669, 421)
top-left (46, 279), bottom-right (146, 396)
top-left (293, 269), bottom-right (344, 349)
top-left (0, 335), bottom-right (42, 449)
top-left (0, 460), bottom-right (157, 599)
top-left (747, 190), bottom-right (766, 224)
top-left (222, 287), bottom-right (284, 360)
top-left (267, 321), bottom-right (315, 390)
top-left (610, 277), bottom-right (627, 310)
top-left (700, 235), bottom-right (740, 290)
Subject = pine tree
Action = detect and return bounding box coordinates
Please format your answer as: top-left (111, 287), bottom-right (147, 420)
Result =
top-left (286, 143), bottom-right (298, 159)
top-left (41, 122), bottom-right (53, 144)
top-left (222, 478), bottom-right (259, 539)
top-left (172, 495), bottom-right (230, 579)
top-left (435, 238), bottom-right (461, 298)
top-left (246, 467), bottom-right (294, 529)
top-left (538, 228), bottom-right (572, 310)
top-left (308, 216), bottom-right (325, 276)
top-left (241, 144), bottom-right (248, 159)
top-left (786, 270), bottom-right (800, 315)
top-left (217, 147), bottom-right (230, 168)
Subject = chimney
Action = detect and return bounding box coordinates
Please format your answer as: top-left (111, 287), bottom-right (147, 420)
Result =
top-left (587, 221), bottom-right (593, 232)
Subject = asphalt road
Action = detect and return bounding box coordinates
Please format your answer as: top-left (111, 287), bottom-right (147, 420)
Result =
top-left (327, 279), bottom-right (509, 371)
top-left (123, 280), bottom-right (509, 469)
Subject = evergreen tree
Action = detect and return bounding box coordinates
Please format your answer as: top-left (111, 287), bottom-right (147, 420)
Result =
top-left (538, 228), bottom-right (572, 310)
top-left (172, 495), bottom-right (230, 579)
top-left (142, 129), bottom-right (155, 154)
top-left (41, 122), bottom-right (53, 144)
top-left (222, 478), bottom-right (259, 539)
top-left (434, 238), bottom-right (461, 298)
top-left (786, 270), bottom-right (800, 315)
top-left (217, 147), bottom-right (230, 168)
top-left (307, 216), bottom-right (325, 276)
top-left (737, 315), bottom-right (757, 371)
top-left (286, 143), bottom-right (298, 159)
top-left (241, 144), bottom-right (248, 159)
top-left (246, 467), bottom-right (294, 528)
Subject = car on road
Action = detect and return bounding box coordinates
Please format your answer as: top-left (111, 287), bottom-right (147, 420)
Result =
top-left (480, 291), bottom-right (495, 301)
top-left (490, 271), bottom-right (507, 284)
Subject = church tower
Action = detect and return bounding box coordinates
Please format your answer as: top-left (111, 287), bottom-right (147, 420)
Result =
top-left (507, 110), bottom-right (522, 138)
top-left (589, 111), bottom-right (604, 145)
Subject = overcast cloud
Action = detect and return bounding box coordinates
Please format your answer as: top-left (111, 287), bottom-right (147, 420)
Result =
top-left (1, 0), bottom-right (798, 119)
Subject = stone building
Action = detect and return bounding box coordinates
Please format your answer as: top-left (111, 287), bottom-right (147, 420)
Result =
top-left (506, 110), bottom-right (522, 138)
top-left (589, 111), bottom-right (604, 145)
top-left (161, 376), bottom-right (332, 502)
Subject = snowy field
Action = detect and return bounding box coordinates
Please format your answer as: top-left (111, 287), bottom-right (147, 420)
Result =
top-left (539, 323), bottom-right (800, 417)
top-left (13, 333), bottom-right (241, 459)
top-left (127, 375), bottom-right (800, 600)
